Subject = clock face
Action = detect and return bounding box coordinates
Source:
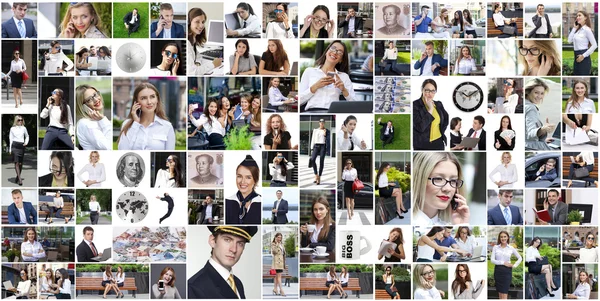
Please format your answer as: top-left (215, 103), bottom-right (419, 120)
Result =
top-left (116, 42), bottom-right (147, 73)
top-left (116, 191), bottom-right (148, 223)
top-left (453, 82), bottom-right (484, 112)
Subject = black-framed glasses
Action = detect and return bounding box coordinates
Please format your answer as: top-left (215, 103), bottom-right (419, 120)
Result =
top-left (312, 16), bottom-right (327, 24)
top-left (503, 80), bottom-right (513, 87)
top-left (428, 177), bottom-right (464, 188)
top-left (165, 50), bottom-right (178, 59)
top-left (423, 89), bottom-right (437, 94)
top-left (421, 269), bottom-right (435, 277)
top-left (84, 92), bottom-right (100, 104)
top-left (458, 269), bottom-right (467, 273)
top-left (14, 52), bottom-right (20, 55)
top-left (49, 163), bottom-right (65, 174)
top-left (328, 46), bottom-right (344, 56)
top-left (518, 47), bottom-right (540, 56)
top-left (460, 231), bottom-right (468, 235)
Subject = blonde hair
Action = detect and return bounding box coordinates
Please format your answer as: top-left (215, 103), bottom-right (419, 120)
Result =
top-left (76, 84), bottom-right (102, 120)
top-left (413, 264), bottom-right (435, 290)
top-left (412, 152), bottom-right (465, 223)
top-left (524, 78), bottom-right (549, 105)
top-left (59, 3), bottom-right (106, 38)
top-left (501, 151), bottom-right (511, 163)
top-left (12, 115), bottom-right (24, 126)
top-left (88, 151), bottom-right (99, 162)
top-left (517, 40), bottom-right (561, 76)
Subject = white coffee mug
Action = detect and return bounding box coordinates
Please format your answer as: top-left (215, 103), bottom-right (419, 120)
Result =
top-left (340, 230), bottom-right (372, 260)
top-left (307, 224), bottom-right (316, 233)
top-left (314, 246), bottom-right (327, 255)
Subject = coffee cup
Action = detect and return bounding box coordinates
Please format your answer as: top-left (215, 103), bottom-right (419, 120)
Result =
top-left (314, 246), bottom-right (327, 255)
top-left (307, 224), bottom-right (316, 233)
top-left (339, 230), bottom-right (372, 260)
top-left (357, 30), bottom-right (363, 35)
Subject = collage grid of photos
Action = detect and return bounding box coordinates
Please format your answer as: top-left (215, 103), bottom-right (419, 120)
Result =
top-left (0, 0), bottom-right (598, 300)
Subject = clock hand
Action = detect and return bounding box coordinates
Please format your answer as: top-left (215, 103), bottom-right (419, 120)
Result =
top-left (461, 91), bottom-right (468, 98)
top-left (468, 90), bottom-right (478, 97)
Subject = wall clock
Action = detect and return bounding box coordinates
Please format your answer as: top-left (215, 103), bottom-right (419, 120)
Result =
top-left (453, 82), bottom-right (483, 112)
top-left (116, 191), bottom-right (148, 223)
top-left (116, 42), bottom-right (146, 73)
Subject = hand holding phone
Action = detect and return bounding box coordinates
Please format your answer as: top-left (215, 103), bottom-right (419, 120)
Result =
top-left (451, 196), bottom-right (458, 211)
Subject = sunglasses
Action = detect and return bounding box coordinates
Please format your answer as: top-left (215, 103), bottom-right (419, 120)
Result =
top-left (164, 50), bottom-right (178, 59)
top-left (503, 80), bottom-right (513, 87)
top-left (14, 52), bottom-right (20, 55)
top-left (52, 91), bottom-right (59, 95)
top-left (166, 158), bottom-right (173, 163)
top-left (588, 237), bottom-right (595, 240)
top-left (17, 119), bottom-right (23, 122)
top-left (274, 9), bottom-right (283, 13)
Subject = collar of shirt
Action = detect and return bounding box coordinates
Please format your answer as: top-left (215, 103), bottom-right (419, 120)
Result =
top-left (498, 203), bottom-right (510, 212)
top-left (12, 17), bottom-right (24, 28)
top-left (84, 239), bottom-right (95, 248)
top-left (414, 209), bottom-right (446, 226)
top-left (208, 257), bottom-right (234, 284)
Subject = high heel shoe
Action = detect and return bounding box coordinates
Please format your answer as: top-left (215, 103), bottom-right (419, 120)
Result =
top-left (272, 289), bottom-right (278, 295)
top-left (280, 290), bottom-right (286, 297)
top-left (400, 208), bottom-right (408, 213)
top-left (547, 289), bottom-right (555, 297)
top-left (316, 175), bottom-right (321, 185)
top-left (313, 175), bottom-right (317, 183)
top-left (551, 285), bottom-right (558, 291)
top-left (396, 212), bottom-right (404, 219)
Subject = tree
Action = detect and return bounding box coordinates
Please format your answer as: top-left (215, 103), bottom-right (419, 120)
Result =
top-left (284, 233), bottom-right (296, 257)
top-left (472, 226), bottom-right (481, 237)
top-left (512, 226), bottom-right (523, 250)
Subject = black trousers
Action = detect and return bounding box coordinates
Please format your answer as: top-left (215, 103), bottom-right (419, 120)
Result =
top-left (310, 144), bottom-right (326, 176)
top-left (128, 23), bottom-right (140, 34)
top-left (41, 126), bottom-right (74, 150)
top-left (381, 134), bottom-right (393, 145)
top-left (160, 206), bottom-right (174, 223)
top-left (574, 49), bottom-right (592, 75)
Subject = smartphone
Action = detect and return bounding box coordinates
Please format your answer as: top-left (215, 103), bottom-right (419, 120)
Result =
top-left (538, 54), bottom-right (546, 65)
top-left (158, 280), bottom-right (164, 291)
top-left (327, 71), bottom-right (336, 78)
top-left (451, 196), bottom-right (458, 211)
top-left (83, 104), bottom-right (95, 116)
top-left (192, 103), bottom-right (199, 110)
top-left (134, 101), bottom-right (141, 118)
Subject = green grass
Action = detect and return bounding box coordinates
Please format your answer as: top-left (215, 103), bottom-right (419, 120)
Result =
top-left (374, 114), bottom-right (411, 150)
top-left (562, 51), bottom-right (599, 75)
top-left (113, 3), bottom-right (150, 38)
top-left (262, 181), bottom-right (298, 188)
top-left (76, 214), bottom-right (111, 224)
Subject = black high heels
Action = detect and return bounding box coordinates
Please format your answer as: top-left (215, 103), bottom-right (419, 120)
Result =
top-left (546, 289), bottom-right (555, 297)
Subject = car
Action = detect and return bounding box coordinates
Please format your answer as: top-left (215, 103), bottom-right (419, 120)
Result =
top-left (337, 182), bottom-right (374, 209)
top-left (525, 152), bottom-right (561, 187)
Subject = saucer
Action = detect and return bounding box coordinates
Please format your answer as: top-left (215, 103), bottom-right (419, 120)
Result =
top-left (300, 247), bottom-right (313, 252)
top-left (312, 252), bottom-right (329, 257)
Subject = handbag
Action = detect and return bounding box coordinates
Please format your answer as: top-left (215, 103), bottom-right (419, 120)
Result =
top-left (352, 178), bottom-right (364, 193)
top-left (587, 130), bottom-right (598, 146)
top-left (269, 269), bottom-right (276, 275)
top-left (502, 25), bottom-right (516, 35)
top-left (379, 60), bottom-right (386, 68)
top-left (21, 71), bottom-right (29, 81)
top-left (308, 159), bottom-right (313, 168)
top-left (574, 167), bottom-right (590, 178)
top-left (391, 286), bottom-right (398, 293)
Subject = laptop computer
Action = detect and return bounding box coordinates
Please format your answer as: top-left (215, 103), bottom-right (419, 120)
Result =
top-left (91, 247), bottom-right (111, 262)
top-left (3, 280), bottom-right (14, 290)
top-left (451, 26), bottom-right (460, 34)
top-left (548, 122), bottom-right (561, 149)
top-left (224, 13), bottom-right (240, 30)
top-left (195, 20), bottom-right (224, 74)
top-left (328, 101), bottom-right (373, 113)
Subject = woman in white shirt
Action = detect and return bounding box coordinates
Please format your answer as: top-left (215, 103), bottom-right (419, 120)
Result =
top-left (454, 226), bottom-right (476, 256)
top-left (376, 162), bottom-right (407, 219)
top-left (21, 227), bottom-right (46, 261)
top-left (53, 268), bottom-right (72, 299)
top-left (431, 9), bottom-right (451, 39)
top-left (324, 266), bottom-right (344, 298)
top-left (526, 237), bottom-right (558, 297)
top-left (187, 8), bottom-right (223, 76)
top-left (492, 231), bottom-right (522, 299)
top-left (77, 151), bottom-right (106, 187)
top-left (189, 99), bottom-right (226, 148)
top-left (75, 47), bottom-right (91, 76)
top-left (7, 269), bottom-right (31, 298)
top-left (40, 268), bottom-right (55, 294)
top-left (268, 77), bottom-right (295, 110)
top-left (310, 119), bottom-right (329, 185)
top-left (266, 4), bottom-right (295, 39)
top-left (41, 88), bottom-right (74, 150)
top-left (154, 154), bottom-right (184, 188)
top-left (88, 194), bottom-right (101, 225)
top-left (4, 49), bottom-right (26, 107)
top-left (338, 266), bottom-right (349, 298)
top-left (41, 41), bottom-right (74, 76)
top-left (226, 2), bottom-right (261, 37)
top-left (9, 115), bottom-right (28, 186)
top-left (453, 46), bottom-right (476, 76)
top-left (299, 41), bottom-right (355, 112)
top-left (151, 43), bottom-right (181, 76)
top-left (492, 3), bottom-right (518, 37)
top-left (568, 11), bottom-right (597, 75)
top-left (495, 79), bottom-right (518, 114)
top-left (565, 80), bottom-right (596, 113)
top-left (337, 115), bottom-right (367, 151)
top-left (578, 232), bottom-right (598, 263)
top-left (414, 264), bottom-right (444, 299)
top-left (380, 41), bottom-right (398, 75)
top-left (462, 9), bottom-right (477, 38)
top-left (48, 191), bottom-right (69, 224)
top-left (489, 152), bottom-right (518, 189)
top-left (567, 270), bottom-right (592, 299)
top-left (417, 227), bottom-right (467, 262)
top-left (269, 153), bottom-right (294, 187)
top-left (117, 83), bottom-right (175, 150)
top-left (102, 265), bottom-right (121, 298)
top-left (76, 84), bottom-right (111, 150)
top-left (341, 159), bottom-right (358, 220)
top-left (382, 266), bottom-right (400, 299)
top-left (413, 152), bottom-right (470, 226)
top-left (115, 266), bottom-right (125, 297)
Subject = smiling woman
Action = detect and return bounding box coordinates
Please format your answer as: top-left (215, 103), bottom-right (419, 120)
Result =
top-left (76, 84), bottom-right (111, 150)
top-left (225, 155), bottom-right (262, 224)
top-left (59, 2), bottom-right (107, 38)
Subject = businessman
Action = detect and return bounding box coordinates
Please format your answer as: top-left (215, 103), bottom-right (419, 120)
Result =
top-left (378, 117), bottom-right (394, 147)
top-left (76, 226), bottom-right (103, 262)
top-left (528, 4), bottom-right (553, 38)
top-left (488, 190), bottom-right (523, 225)
top-left (188, 226), bottom-right (258, 299)
top-left (413, 41), bottom-right (448, 76)
top-left (123, 8), bottom-right (141, 37)
top-left (8, 189), bottom-right (37, 224)
top-left (272, 190), bottom-right (288, 224)
top-left (157, 193), bottom-right (174, 224)
top-left (197, 195), bottom-right (220, 224)
top-left (1, 3), bottom-right (37, 38)
top-left (151, 3), bottom-right (185, 38)
top-left (338, 7), bottom-right (363, 38)
top-left (466, 115), bottom-right (486, 151)
top-left (537, 189), bottom-right (568, 225)
top-left (535, 158), bottom-right (558, 182)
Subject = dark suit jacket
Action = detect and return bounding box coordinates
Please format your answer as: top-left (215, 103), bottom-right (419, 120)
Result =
top-left (488, 204), bottom-right (523, 225)
top-left (196, 203), bottom-right (220, 222)
top-left (1, 18), bottom-right (37, 38)
top-left (7, 202), bottom-right (37, 224)
top-left (338, 17), bottom-right (363, 38)
top-left (151, 21), bottom-right (185, 38)
top-left (379, 121), bottom-right (394, 140)
top-left (412, 98), bottom-right (449, 150)
top-left (188, 261), bottom-right (246, 299)
top-left (528, 14), bottom-right (552, 38)
top-left (300, 224), bottom-right (336, 252)
top-left (273, 199), bottom-right (288, 224)
top-left (466, 128), bottom-right (486, 150)
top-left (123, 12), bottom-right (141, 27)
top-left (39, 173), bottom-right (75, 188)
top-left (494, 129), bottom-right (515, 150)
top-left (549, 201), bottom-right (568, 225)
top-left (413, 54), bottom-right (448, 76)
top-left (76, 240), bottom-right (96, 262)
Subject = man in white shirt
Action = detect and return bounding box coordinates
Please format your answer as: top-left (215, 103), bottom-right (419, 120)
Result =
top-left (466, 115), bottom-right (486, 150)
top-left (151, 3), bottom-right (185, 38)
top-left (197, 195), bottom-right (220, 224)
top-left (123, 8), bottom-right (141, 37)
top-left (76, 226), bottom-right (103, 262)
top-left (528, 4), bottom-right (553, 38)
top-left (488, 190), bottom-right (523, 225)
top-left (8, 189), bottom-right (37, 224)
top-left (271, 190), bottom-right (289, 224)
top-left (413, 41), bottom-right (447, 76)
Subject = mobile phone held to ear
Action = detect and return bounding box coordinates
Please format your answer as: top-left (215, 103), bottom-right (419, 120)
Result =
top-left (83, 104), bottom-right (95, 116)
top-left (538, 54), bottom-right (546, 65)
top-left (451, 196), bottom-right (458, 211)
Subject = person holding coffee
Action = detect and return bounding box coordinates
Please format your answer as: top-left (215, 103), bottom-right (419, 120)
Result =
top-left (300, 196), bottom-right (335, 252)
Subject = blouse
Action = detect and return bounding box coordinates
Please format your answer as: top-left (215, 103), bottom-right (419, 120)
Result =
top-left (53, 196), bottom-right (64, 208)
top-left (190, 114), bottom-right (225, 136)
top-left (40, 277), bottom-right (52, 291)
top-left (341, 168), bottom-right (357, 181)
top-left (187, 41), bottom-right (224, 76)
top-left (9, 126), bottom-right (29, 149)
top-left (43, 52), bottom-right (74, 75)
top-left (15, 279), bottom-right (31, 298)
top-left (299, 66), bottom-right (355, 110)
top-left (118, 116), bottom-right (175, 150)
top-left (492, 12), bottom-right (508, 27)
top-left (235, 14), bottom-right (261, 36)
top-left (568, 26), bottom-right (598, 58)
top-left (311, 128), bottom-right (327, 146)
top-left (229, 55), bottom-right (258, 74)
top-left (578, 247), bottom-right (598, 262)
top-left (525, 246), bottom-right (541, 263)
top-left (378, 173), bottom-right (389, 189)
top-left (382, 48), bottom-right (397, 60)
top-left (414, 287), bottom-right (442, 299)
top-left (572, 282), bottom-right (591, 299)
top-left (41, 104), bottom-right (74, 135)
top-left (413, 209), bottom-right (449, 226)
top-left (77, 117), bottom-right (112, 150)
top-left (456, 236), bottom-right (476, 255)
top-left (152, 283), bottom-right (182, 299)
top-left (326, 273), bottom-right (337, 282)
top-left (150, 68), bottom-right (172, 76)
top-left (116, 273), bottom-right (125, 284)
top-left (337, 131), bottom-right (364, 150)
top-left (268, 86), bottom-right (289, 106)
top-left (266, 21), bottom-right (295, 39)
top-left (89, 201), bottom-right (101, 212)
top-left (7, 58), bottom-right (26, 76)
top-left (269, 162), bottom-right (294, 182)
top-left (566, 98), bottom-right (596, 113)
top-left (58, 279), bottom-right (71, 295)
top-left (339, 273), bottom-right (349, 284)
top-left (155, 169), bottom-right (177, 188)
top-left (495, 94), bottom-right (519, 114)
top-left (103, 271), bottom-right (114, 281)
top-left (488, 164), bottom-right (517, 188)
top-left (21, 240), bottom-right (46, 261)
top-left (77, 163), bottom-right (106, 187)
top-left (454, 280), bottom-right (484, 299)
top-left (491, 244), bottom-right (522, 267)
top-left (453, 58), bottom-right (476, 75)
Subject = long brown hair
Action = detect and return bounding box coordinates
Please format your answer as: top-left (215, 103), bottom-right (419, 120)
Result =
top-left (272, 232), bottom-right (282, 243)
top-left (497, 230), bottom-right (510, 246)
top-left (263, 40), bottom-right (288, 72)
top-left (314, 41), bottom-right (349, 74)
top-left (328, 265), bottom-right (336, 278)
top-left (104, 265), bottom-right (112, 278)
top-left (117, 83), bottom-right (169, 144)
top-left (452, 264), bottom-right (472, 295)
top-left (341, 266), bottom-right (348, 278)
top-left (265, 114), bottom-right (287, 135)
top-left (188, 8), bottom-right (207, 47)
top-left (388, 228), bottom-right (404, 245)
top-left (567, 80), bottom-right (590, 111)
top-left (457, 46), bottom-right (471, 65)
top-left (310, 196), bottom-right (334, 241)
top-left (117, 266), bottom-right (124, 278)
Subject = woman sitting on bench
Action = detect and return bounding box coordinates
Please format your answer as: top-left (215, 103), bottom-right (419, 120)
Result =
top-left (376, 162), bottom-right (407, 219)
top-left (325, 265), bottom-right (345, 299)
top-left (102, 265), bottom-right (122, 299)
top-left (48, 191), bottom-right (69, 224)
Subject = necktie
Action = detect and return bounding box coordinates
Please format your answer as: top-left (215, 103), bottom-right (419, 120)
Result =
top-left (349, 136), bottom-right (354, 150)
top-left (227, 274), bottom-right (238, 296)
top-left (238, 200), bottom-right (248, 223)
top-left (550, 206), bottom-right (555, 221)
top-left (503, 207), bottom-right (511, 225)
top-left (18, 20), bottom-right (25, 38)
top-left (90, 242), bottom-right (98, 256)
top-left (242, 21), bottom-right (247, 28)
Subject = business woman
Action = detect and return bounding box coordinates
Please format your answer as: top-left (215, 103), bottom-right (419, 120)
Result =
top-left (380, 41), bottom-right (398, 75)
top-left (151, 267), bottom-right (181, 299)
top-left (259, 39), bottom-right (290, 75)
top-left (453, 46), bottom-right (476, 75)
top-left (225, 155), bottom-right (262, 224)
top-left (454, 226), bottom-right (477, 256)
top-left (39, 151), bottom-right (74, 188)
top-left (154, 154), bottom-right (184, 188)
top-left (488, 152), bottom-right (518, 189)
top-left (300, 196), bottom-right (335, 252)
top-left (462, 10), bottom-right (477, 38)
top-left (339, 266), bottom-right (349, 298)
top-left (449, 117), bottom-right (463, 150)
top-left (300, 5), bottom-right (334, 38)
top-left (40, 41), bottom-right (74, 76)
top-left (265, 3), bottom-right (295, 39)
top-left (117, 83), bottom-right (175, 150)
top-left (75, 47), bottom-right (91, 76)
top-left (383, 266), bottom-right (400, 299)
top-left (378, 227), bottom-right (405, 262)
top-left (565, 80), bottom-right (596, 113)
top-left (189, 99), bottom-right (226, 149)
top-left (7, 269), bottom-right (31, 298)
top-left (151, 43), bottom-right (181, 76)
top-left (299, 41), bottom-right (355, 111)
top-left (226, 2), bottom-right (261, 37)
top-left (9, 115), bottom-right (28, 186)
top-left (48, 191), bottom-right (68, 224)
top-left (230, 39), bottom-right (257, 75)
top-left (271, 233), bottom-right (287, 296)
top-left (40, 88), bottom-right (74, 150)
top-left (58, 2), bottom-right (107, 38)
top-left (492, 3), bottom-right (518, 38)
top-left (524, 79), bottom-right (555, 150)
top-left (578, 232), bottom-right (598, 262)
top-left (49, 268), bottom-right (72, 299)
top-left (517, 40), bottom-right (561, 76)
top-left (21, 227), bottom-right (46, 261)
top-left (187, 8), bottom-right (223, 75)
top-left (76, 84), bottom-right (111, 150)
top-left (566, 152), bottom-right (598, 188)
top-left (337, 115), bottom-right (367, 151)
top-left (417, 226), bottom-right (467, 262)
top-left (341, 159), bottom-right (358, 220)
top-left (324, 266), bottom-right (344, 299)
top-left (414, 264), bottom-right (444, 299)
top-left (526, 237), bottom-right (558, 297)
top-left (267, 77), bottom-right (295, 110)
top-left (88, 194), bottom-right (101, 225)
top-left (4, 49), bottom-right (26, 107)
top-left (413, 79), bottom-right (449, 150)
top-left (376, 162), bottom-right (408, 219)
top-left (491, 231), bottom-right (522, 299)
top-left (452, 264), bottom-right (484, 299)
top-left (310, 119), bottom-right (330, 185)
top-left (115, 266), bottom-right (125, 292)
top-left (269, 153), bottom-right (294, 187)
top-left (568, 11), bottom-right (597, 75)
top-left (494, 116), bottom-right (516, 150)
top-left (77, 151), bottom-right (106, 187)
top-left (566, 270), bottom-right (591, 299)
top-left (102, 265), bottom-right (121, 299)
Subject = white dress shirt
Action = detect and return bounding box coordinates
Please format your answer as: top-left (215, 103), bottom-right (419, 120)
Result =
top-left (77, 117), bottom-right (112, 150)
top-left (453, 58), bottom-right (476, 75)
top-left (9, 126), bottom-right (29, 149)
top-left (493, 12), bottom-right (507, 27)
top-left (413, 209), bottom-right (449, 226)
top-left (58, 279), bottom-right (71, 295)
top-left (339, 273), bottom-right (349, 284)
top-left (15, 280), bottom-right (31, 298)
top-left (205, 204), bottom-right (213, 220)
top-left (208, 258), bottom-right (240, 298)
top-left (268, 87), bottom-right (289, 106)
top-left (7, 58), bottom-right (26, 76)
top-left (495, 94), bottom-right (519, 114)
top-left (41, 104), bottom-right (74, 135)
top-left (456, 236), bottom-right (476, 255)
top-left (579, 152), bottom-right (595, 166)
top-left (43, 52), bottom-right (74, 75)
top-left (116, 272), bottom-right (125, 284)
top-left (414, 287), bottom-right (442, 300)
top-left (341, 168), bottom-right (357, 181)
top-left (77, 163), bottom-right (106, 187)
top-left (155, 169), bottom-right (176, 188)
top-left (310, 128), bottom-right (327, 148)
top-left (378, 173), bottom-right (389, 189)
top-left (491, 244), bottom-right (522, 267)
top-left (421, 56), bottom-right (434, 76)
top-left (337, 131), bottom-right (364, 150)
top-left (469, 129), bottom-right (482, 150)
top-left (525, 246), bottom-right (541, 263)
top-left (572, 282), bottom-right (591, 299)
top-left (488, 163), bottom-right (518, 188)
top-left (498, 203), bottom-right (513, 224)
top-left (569, 26), bottom-right (598, 58)
top-left (21, 240), bottom-right (46, 261)
top-left (266, 21), bottom-right (295, 39)
top-left (187, 41), bottom-right (222, 76)
top-left (118, 116), bottom-right (175, 150)
top-left (578, 247), bottom-right (598, 263)
top-left (566, 98), bottom-right (596, 113)
top-left (382, 48), bottom-right (398, 60)
top-left (269, 162), bottom-right (295, 182)
top-left (237, 14), bottom-right (261, 36)
top-left (89, 201), bottom-right (101, 212)
top-left (190, 114), bottom-right (225, 136)
top-left (299, 67), bottom-right (355, 110)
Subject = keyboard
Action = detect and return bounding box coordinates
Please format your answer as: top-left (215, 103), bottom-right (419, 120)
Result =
top-left (199, 49), bottom-right (223, 60)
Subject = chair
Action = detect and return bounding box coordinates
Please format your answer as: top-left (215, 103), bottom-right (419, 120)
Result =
top-left (253, 55), bottom-right (261, 74)
top-left (47, 250), bottom-right (58, 262)
top-left (201, 128), bottom-right (226, 150)
top-left (263, 95), bottom-right (277, 112)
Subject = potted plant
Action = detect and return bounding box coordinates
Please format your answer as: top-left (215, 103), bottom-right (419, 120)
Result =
top-left (567, 210), bottom-right (583, 225)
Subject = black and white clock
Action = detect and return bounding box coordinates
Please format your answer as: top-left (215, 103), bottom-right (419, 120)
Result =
top-left (116, 191), bottom-right (148, 223)
top-left (116, 42), bottom-right (146, 73)
top-left (453, 82), bottom-right (484, 112)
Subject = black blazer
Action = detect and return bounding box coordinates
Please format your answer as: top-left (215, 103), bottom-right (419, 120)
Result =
top-left (76, 240), bottom-right (96, 262)
top-left (300, 25), bottom-right (328, 38)
top-left (188, 261), bottom-right (246, 299)
top-left (196, 203), bottom-right (220, 222)
top-left (338, 17), bottom-right (363, 38)
top-left (301, 224), bottom-right (336, 252)
top-left (273, 199), bottom-right (288, 224)
top-left (494, 129), bottom-right (515, 150)
top-left (412, 98), bottom-right (449, 150)
top-left (379, 121), bottom-right (394, 140)
top-left (466, 128), bottom-right (486, 150)
top-left (123, 12), bottom-right (141, 27)
top-left (450, 132), bottom-right (462, 149)
top-left (528, 14), bottom-right (552, 38)
top-left (39, 173), bottom-right (75, 188)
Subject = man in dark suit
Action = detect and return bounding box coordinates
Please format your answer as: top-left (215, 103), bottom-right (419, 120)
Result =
top-left (8, 189), bottom-right (37, 224)
top-left (272, 190), bottom-right (288, 224)
top-left (123, 8), bottom-right (141, 37)
top-left (1, 3), bottom-right (37, 38)
top-left (76, 226), bottom-right (102, 262)
top-left (413, 41), bottom-right (448, 76)
top-left (528, 4), bottom-right (553, 38)
top-left (197, 195), bottom-right (220, 224)
top-left (151, 3), bottom-right (185, 38)
top-left (488, 190), bottom-right (523, 225)
top-left (466, 115), bottom-right (486, 150)
top-left (538, 189), bottom-right (568, 225)
top-left (338, 7), bottom-right (363, 38)
top-left (377, 117), bottom-right (394, 147)
top-left (188, 226), bottom-right (258, 299)
top-left (535, 158), bottom-right (558, 182)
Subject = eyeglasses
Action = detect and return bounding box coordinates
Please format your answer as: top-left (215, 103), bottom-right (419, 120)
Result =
top-left (17, 119), bottom-right (23, 122)
top-left (588, 237), bottom-right (595, 240)
top-left (165, 50), bottom-right (178, 59)
top-left (503, 80), bottom-right (513, 87)
top-left (421, 269), bottom-right (435, 277)
top-left (460, 231), bottom-right (468, 235)
top-left (328, 46), bottom-right (344, 56)
top-left (458, 269), bottom-right (467, 273)
top-left (312, 16), bottom-right (327, 24)
top-left (518, 47), bottom-right (540, 56)
top-left (166, 158), bottom-right (173, 163)
top-left (428, 177), bottom-right (464, 188)
top-left (423, 89), bottom-right (437, 94)
top-left (14, 52), bottom-right (20, 55)
top-left (84, 92), bottom-right (101, 104)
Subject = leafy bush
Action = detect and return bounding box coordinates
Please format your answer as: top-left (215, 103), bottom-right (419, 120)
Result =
top-left (284, 233), bottom-right (296, 257)
top-left (539, 245), bottom-right (560, 268)
top-left (300, 264), bottom-right (373, 273)
top-left (75, 264), bottom-right (149, 273)
top-left (224, 125), bottom-right (253, 150)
